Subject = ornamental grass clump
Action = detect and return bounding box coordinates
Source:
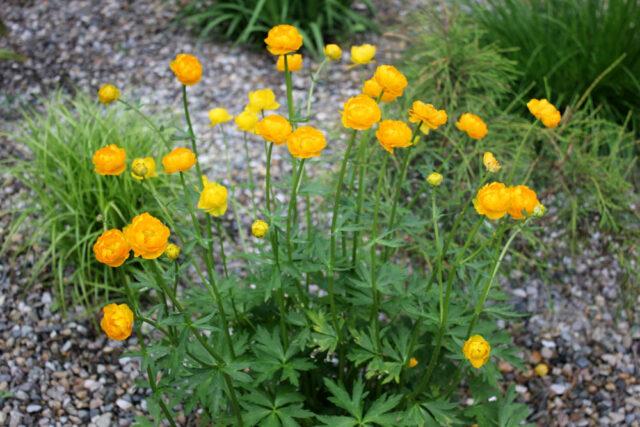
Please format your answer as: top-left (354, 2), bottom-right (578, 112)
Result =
top-left (87, 24), bottom-right (543, 425)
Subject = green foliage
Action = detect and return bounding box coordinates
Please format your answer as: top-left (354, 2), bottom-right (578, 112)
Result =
top-left (177, 0), bottom-right (377, 58)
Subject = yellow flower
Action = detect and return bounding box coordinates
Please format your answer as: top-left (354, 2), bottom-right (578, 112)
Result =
top-left (276, 54), bottom-right (303, 72)
top-left (351, 44), bottom-right (376, 65)
top-left (170, 53), bottom-right (202, 86)
top-left (375, 120), bottom-right (412, 154)
top-left (473, 182), bottom-right (511, 220)
top-left (251, 220), bottom-right (269, 238)
top-left (527, 98), bottom-right (561, 128)
top-left (508, 185), bottom-right (540, 220)
top-left (341, 94), bottom-right (381, 130)
top-left (198, 176), bottom-right (228, 217)
top-left (456, 113), bottom-right (488, 140)
top-left (408, 101), bottom-right (447, 132)
top-left (534, 363), bottom-right (549, 377)
top-left (324, 44), bottom-right (342, 61)
top-left (362, 78), bottom-right (399, 103)
top-left (131, 157), bottom-right (157, 181)
top-left (373, 65), bottom-right (408, 99)
top-left (93, 229), bottom-right (130, 268)
top-left (162, 147), bottom-right (196, 174)
top-left (123, 212), bottom-right (171, 259)
top-left (100, 303), bottom-right (134, 341)
top-left (165, 243), bottom-right (181, 261)
top-left (463, 335), bottom-right (491, 369)
top-left (235, 109), bottom-right (260, 133)
top-left (97, 84), bottom-right (120, 105)
top-left (264, 24), bottom-right (303, 55)
top-left (482, 152), bottom-right (501, 173)
top-left (287, 126), bottom-right (327, 159)
top-left (93, 144), bottom-right (126, 176)
top-left (407, 357), bottom-right (418, 368)
top-left (256, 114), bottom-right (293, 145)
top-left (247, 89), bottom-right (280, 113)
top-left (208, 108), bottom-right (233, 127)
top-left (426, 172), bottom-right (443, 187)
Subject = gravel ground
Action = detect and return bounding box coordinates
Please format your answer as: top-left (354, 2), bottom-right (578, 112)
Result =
top-left (1, 1), bottom-right (639, 426)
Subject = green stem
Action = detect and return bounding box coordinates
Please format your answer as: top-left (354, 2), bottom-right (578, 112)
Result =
top-left (117, 99), bottom-right (171, 149)
top-left (243, 132), bottom-right (258, 212)
top-left (305, 58), bottom-right (327, 119)
top-left (286, 159), bottom-right (306, 261)
top-left (369, 155), bottom-right (388, 351)
top-left (265, 142), bottom-right (275, 214)
top-left (351, 131), bottom-right (370, 266)
top-left (284, 55), bottom-right (295, 126)
top-left (215, 219), bottom-right (229, 277)
top-left (221, 125), bottom-right (248, 255)
top-left (506, 121), bottom-right (537, 183)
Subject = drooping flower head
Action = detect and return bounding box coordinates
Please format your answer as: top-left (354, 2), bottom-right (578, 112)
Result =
top-left (324, 44), bottom-right (342, 61)
top-left (527, 98), bottom-right (561, 128)
top-left (482, 152), bottom-right (501, 173)
top-left (247, 89), bottom-right (280, 113)
top-left (93, 229), bottom-right (131, 267)
top-left (408, 101), bottom-right (447, 133)
top-left (373, 65), bottom-right (408, 99)
top-left (97, 84), bottom-right (120, 105)
top-left (287, 126), bottom-right (327, 159)
top-left (251, 220), bottom-right (269, 238)
top-left (456, 113), bottom-right (488, 140)
top-left (170, 53), bottom-right (202, 86)
top-left (508, 185), bottom-right (541, 220)
top-left (463, 335), bottom-right (491, 369)
top-left (375, 120), bottom-right (412, 154)
top-left (341, 94), bottom-right (381, 130)
top-left (473, 182), bottom-right (511, 220)
top-left (362, 78), bottom-right (399, 103)
top-left (276, 54), bottom-right (303, 72)
top-left (162, 147), bottom-right (196, 174)
top-left (256, 114), bottom-right (293, 145)
top-left (351, 44), bottom-right (376, 65)
top-left (93, 144), bottom-right (126, 176)
top-left (197, 176), bottom-right (228, 217)
top-left (131, 157), bottom-right (157, 181)
top-left (100, 303), bottom-right (134, 341)
top-left (264, 24), bottom-right (303, 55)
top-left (235, 109), bottom-right (260, 133)
top-left (123, 212), bottom-right (170, 259)
top-left (208, 108), bottom-right (233, 127)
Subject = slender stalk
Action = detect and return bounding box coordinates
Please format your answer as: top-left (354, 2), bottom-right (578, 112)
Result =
top-left (284, 55), bottom-right (295, 126)
top-left (117, 99), bottom-right (171, 149)
top-left (243, 132), bottom-right (258, 212)
top-left (265, 142), bottom-right (275, 214)
top-left (215, 220), bottom-right (229, 277)
top-left (286, 159), bottom-right (306, 261)
top-left (305, 58), bottom-right (327, 119)
top-left (220, 125), bottom-right (248, 254)
top-left (506, 121), bottom-right (537, 183)
top-left (351, 131), bottom-right (370, 266)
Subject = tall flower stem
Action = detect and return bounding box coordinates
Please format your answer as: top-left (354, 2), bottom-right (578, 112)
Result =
top-left (220, 125), bottom-right (248, 256)
top-left (286, 159), bottom-right (306, 261)
top-left (305, 58), bottom-right (327, 119)
top-left (265, 142), bottom-right (275, 214)
top-left (284, 55), bottom-right (295, 126)
top-left (215, 220), bottom-right (229, 277)
top-left (117, 99), bottom-right (172, 150)
top-left (351, 131), bottom-right (371, 266)
top-left (506, 121), bottom-right (537, 183)
top-left (243, 132), bottom-right (258, 212)
top-left (369, 155), bottom-right (388, 350)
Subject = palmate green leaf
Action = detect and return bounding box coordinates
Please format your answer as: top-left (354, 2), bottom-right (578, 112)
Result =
top-left (465, 385), bottom-right (532, 427)
top-left (315, 415), bottom-right (359, 427)
top-left (252, 327), bottom-right (313, 387)
top-left (323, 378), bottom-right (366, 419)
top-left (240, 391), bottom-right (314, 427)
top-left (361, 393), bottom-right (402, 424)
top-left (406, 399), bottom-right (465, 426)
top-left (307, 310), bottom-right (339, 353)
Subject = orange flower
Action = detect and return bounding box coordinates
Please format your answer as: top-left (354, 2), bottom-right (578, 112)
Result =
top-left (93, 229), bottom-right (131, 267)
top-left (375, 120), bottom-right (412, 154)
top-left (256, 114), bottom-right (293, 145)
top-left (123, 212), bottom-right (170, 259)
top-left (264, 25), bottom-right (303, 55)
top-left (463, 335), bottom-right (491, 369)
top-left (100, 303), bottom-right (134, 341)
top-left (373, 65), bottom-right (408, 99)
top-left (408, 101), bottom-right (447, 132)
top-left (473, 182), bottom-right (511, 220)
top-left (456, 113), bottom-right (488, 140)
top-left (341, 94), bottom-right (381, 130)
top-left (97, 84), bottom-right (120, 105)
top-left (362, 78), bottom-right (399, 103)
top-left (93, 144), bottom-right (126, 176)
top-left (276, 54), bottom-right (303, 72)
top-left (508, 185), bottom-right (540, 220)
top-left (286, 126), bottom-right (327, 159)
top-left (527, 98), bottom-right (561, 128)
top-left (169, 53), bottom-right (202, 86)
top-left (162, 147), bottom-right (196, 174)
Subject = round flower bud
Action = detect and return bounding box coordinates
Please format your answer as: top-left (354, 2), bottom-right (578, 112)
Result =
top-left (264, 24), bottom-right (303, 56)
top-left (456, 113), bottom-right (488, 140)
top-left (256, 114), bottom-right (293, 145)
top-left (276, 54), bottom-right (303, 72)
top-left (131, 157), bottom-right (157, 181)
top-left (473, 182), bottom-right (511, 220)
top-left (235, 109), bottom-right (260, 133)
top-left (165, 243), bottom-right (181, 261)
top-left (93, 229), bottom-right (131, 267)
top-left (482, 152), bottom-right (501, 173)
top-left (533, 203), bottom-right (546, 218)
top-left (534, 363), bottom-right (549, 377)
top-left (100, 303), bottom-right (134, 341)
top-left (93, 144), bottom-right (126, 176)
top-left (341, 94), bottom-right (381, 130)
top-left (463, 335), bottom-right (491, 369)
top-left (375, 120), bottom-right (412, 154)
top-left (97, 84), bottom-right (120, 105)
top-left (351, 44), bottom-right (376, 65)
top-left (407, 357), bottom-right (418, 368)
top-left (247, 89), bottom-right (280, 113)
top-left (408, 101), bottom-right (448, 132)
top-left (507, 185), bottom-right (540, 220)
top-left (169, 53), bottom-right (202, 86)
top-left (123, 212), bottom-right (170, 259)
top-left (197, 176), bottom-right (228, 217)
top-left (208, 108), bottom-right (233, 127)
top-left (251, 220), bottom-right (269, 238)
top-left (362, 78), bottom-right (399, 103)
top-left (162, 147), bottom-right (196, 174)
top-left (287, 126), bottom-right (327, 159)
top-left (373, 65), bottom-right (408, 99)
top-left (426, 172), bottom-right (443, 187)
top-left (527, 98), bottom-right (561, 128)
top-left (324, 44), bottom-right (342, 61)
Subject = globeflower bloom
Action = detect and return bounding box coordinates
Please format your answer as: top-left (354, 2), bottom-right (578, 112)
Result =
top-left (375, 120), bottom-right (412, 154)
top-left (463, 335), bottom-right (491, 369)
top-left (165, 243), bottom-right (181, 261)
top-left (93, 144), bottom-right (126, 176)
top-left (508, 185), bottom-right (541, 220)
top-left (251, 220), bottom-right (269, 238)
top-left (473, 182), bottom-right (511, 220)
top-left (235, 109), bottom-right (260, 133)
top-left (535, 363), bottom-right (549, 377)
top-left (264, 24), bottom-right (303, 55)
top-left (408, 101), bottom-right (447, 132)
top-left (123, 212), bottom-right (170, 259)
top-left (324, 44), bottom-right (342, 61)
top-left (276, 54), bottom-right (303, 72)
top-left (169, 53), bottom-right (202, 86)
top-left (256, 114), bottom-right (293, 145)
top-left (131, 157), bottom-right (157, 181)
top-left (456, 113), bottom-right (488, 140)
top-left (100, 303), bottom-right (134, 341)
top-left (351, 44), bottom-right (376, 65)
top-left (426, 172), bottom-right (443, 187)
top-left (407, 357), bottom-right (418, 368)
top-left (97, 84), bottom-right (120, 105)
top-left (93, 229), bottom-right (130, 267)
top-left (287, 126), bottom-right (327, 159)
top-left (247, 89), bottom-right (280, 113)
top-left (482, 152), bottom-right (501, 173)
top-left (341, 94), bottom-right (381, 130)
top-left (208, 108), bottom-right (232, 127)
top-left (527, 98), bottom-right (561, 128)
top-left (198, 176), bottom-right (228, 217)
top-left (162, 147), bottom-right (196, 174)
top-left (373, 65), bottom-right (408, 99)
top-left (362, 78), bottom-right (399, 103)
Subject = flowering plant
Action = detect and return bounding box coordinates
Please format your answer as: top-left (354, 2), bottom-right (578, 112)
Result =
top-left (91, 25), bottom-right (549, 425)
